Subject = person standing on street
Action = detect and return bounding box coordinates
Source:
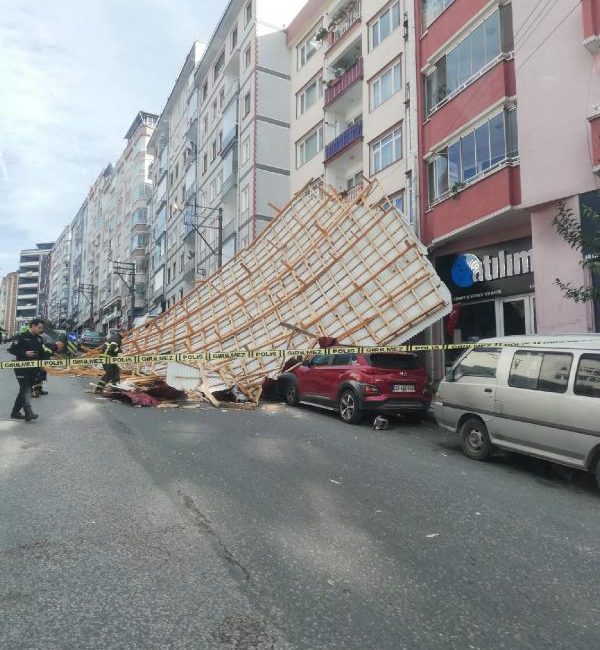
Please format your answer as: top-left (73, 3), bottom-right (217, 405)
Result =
top-left (8, 318), bottom-right (64, 421)
top-left (95, 324), bottom-right (127, 394)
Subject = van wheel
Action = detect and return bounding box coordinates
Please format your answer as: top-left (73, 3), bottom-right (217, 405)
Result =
top-left (460, 418), bottom-right (492, 461)
top-left (339, 389), bottom-right (363, 424)
top-left (285, 381), bottom-right (299, 406)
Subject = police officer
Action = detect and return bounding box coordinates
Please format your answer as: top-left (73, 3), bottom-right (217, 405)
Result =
top-left (95, 324), bottom-right (127, 394)
top-left (9, 318), bottom-right (63, 421)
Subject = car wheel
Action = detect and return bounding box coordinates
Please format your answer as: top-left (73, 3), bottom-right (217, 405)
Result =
top-left (338, 389), bottom-right (362, 424)
top-left (404, 411), bottom-right (426, 424)
top-left (460, 417), bottom-right (492, 461)
top-left (595, 456), bottom-right (600, 492)
top-left (285, 381), bottom-right (299, 406)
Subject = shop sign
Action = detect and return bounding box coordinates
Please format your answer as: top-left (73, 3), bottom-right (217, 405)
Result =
top-left (436, 238), bottom-right (534, 302)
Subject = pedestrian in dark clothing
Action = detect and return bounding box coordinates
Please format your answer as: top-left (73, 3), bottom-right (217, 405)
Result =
top-left (95, 325), bottom-right (127, 394)
top-left (8, 318), bottom-right (63, 421)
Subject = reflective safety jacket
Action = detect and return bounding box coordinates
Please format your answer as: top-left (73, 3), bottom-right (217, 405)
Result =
top-left (101, 332), bottom-right (123, 358)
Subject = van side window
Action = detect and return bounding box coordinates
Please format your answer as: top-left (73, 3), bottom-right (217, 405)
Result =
top-left (574, 354), bottom-right (600, 398)
top-left (454, 348), bottom-right (500, 379)
top-left (508, 351), bottom-right (572, 393)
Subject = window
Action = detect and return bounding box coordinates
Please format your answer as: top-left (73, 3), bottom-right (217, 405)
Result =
top-left (212, 100), bottom-right (218, 120)
top-left (371, 60), bottom-right (402, 110)
top-left (219, 88), bottom-right (225, 109)
top-left (132, 207), bottom-right (147, 224)
top-left (311, 354), bottom-right (331, 367)
top-left (245, 45), bottom-right (251, 69)
top-left (422, 0), bottom-right (454, 28)
top-left (212, 140), bottom-right (217, 160)
top-left (203, 115), bottom-right (208, 135)
top-left (346, 171), bottom-right (362, 190)
top-left (297, 27), bottom-right (321, 69)
top-left (370, 2), bottom-right (400, 50)
top-left (427, 108), bottom-right (518, 204)
top-left (454, 348), bottom-right (500, 379)
top-left (243, 91), bottom-right (251, 117)
top-left (214, 51), bottom-right (225, 81)
top-left (241, 136), bottom-right (251, 164)
top-left (203, 153), bottom-right (208, 174)
top-left (425, 8), bottom-right (506, 114)
top-left (245, 1), bottom-right (252, 26)
top-left (297, 76), bottom-right (323, 116)
top-left (509, 351), bottom-right (573, 393)
top-left (202, 81), bottom-right (208, 102)
top-left (574, 354), bottom-right (600, 398)
top-left (383, 191), bottom-right (404, 214)
top-left (332, 354), bottom-right (355, 365)
top-left (371, 126), bottom-right (402, 173)
top-left (296, 125), bottom-right (323, 168)
top-left (241, 184), bottom-right (250, 214)
top-left (231, 26), bottom-right (238, 50)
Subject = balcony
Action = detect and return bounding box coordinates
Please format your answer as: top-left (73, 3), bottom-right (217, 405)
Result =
top-left (325, 120), bottom-right (363, 163)
top-left (583, 0), bottom-right (600, 54)
top-left (325, 58), bottom-right (363, 108)
top-left (326, 2), bottom-right (362, 53)
top-left (221, 125), bottom-right (238, 153)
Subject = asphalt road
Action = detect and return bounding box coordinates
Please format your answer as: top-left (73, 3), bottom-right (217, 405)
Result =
top-left (1, 356), bottom-right (599, 650)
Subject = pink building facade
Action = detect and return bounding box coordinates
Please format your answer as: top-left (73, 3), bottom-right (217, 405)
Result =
top-left (415, 0), bottom-right (600, 373)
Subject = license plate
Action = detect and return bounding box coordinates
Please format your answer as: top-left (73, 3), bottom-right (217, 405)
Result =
top-left (393, 384), bottom-right (415, 392)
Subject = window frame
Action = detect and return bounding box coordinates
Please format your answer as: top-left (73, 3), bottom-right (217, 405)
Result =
top-left (296, 124), bottom-right (324, 168)
top-left (370, 125), bottom-right (403, 174)
top-left (296, 74), bottom-right (324, 117)
top-left (370, 1), bottom-right (401, 50)
top-left (454, 347), bottom-right (501, 380)
top-left (370, 58), bottom-right (402, 111)
top-left (243, 91), bottom-right (251, 117)
top-left (297, 24), bottom-right (322, 70)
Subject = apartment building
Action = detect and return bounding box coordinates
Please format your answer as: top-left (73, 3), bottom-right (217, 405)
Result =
top-left (287, 0), bottom-right (418, 228)
top-left (47, 225), bottom-right (71, 328)
top-left (68, 201), bottom-right (89, 329)
top-left (15, 243), bottom-right (53, 330)
top-left (0, 272), bottom-right (18, 338)
top-left (97, 112), bottom-right (157, 331)
top-left (148, 0), bottom-right (306, 315)
top-left (415, 0), bottom-right (600, 371)
top-left (147, 42), bottom-right (205, 315)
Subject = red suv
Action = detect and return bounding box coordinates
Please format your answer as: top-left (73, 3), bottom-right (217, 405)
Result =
top-left (278, 352), bottom-right (431, 424)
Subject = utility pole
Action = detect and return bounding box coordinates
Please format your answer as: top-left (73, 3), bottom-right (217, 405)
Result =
top-left (73, 283), bottom-right (95, 329)
top-left (175, 201), bottom-right (224, 272)
top-left (113, 261), bottom-right (136, 329)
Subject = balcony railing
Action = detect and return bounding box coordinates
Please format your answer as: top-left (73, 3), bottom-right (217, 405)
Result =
top-left (325, 120), bottom-right (363, 162)
top-left (326, 3), bottom-right (361, 50)
top-left (342, 182), bottom-right (364, 202)
top-left (324, 58), bottom-right (363, 107)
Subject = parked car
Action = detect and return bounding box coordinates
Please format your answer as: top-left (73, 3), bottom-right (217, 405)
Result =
top-left (278, 351), bottom-right (431, 424)
top-left (433, 335), bottom-right (600, 490)
top-left (79, 329), bottom-right (105, 349)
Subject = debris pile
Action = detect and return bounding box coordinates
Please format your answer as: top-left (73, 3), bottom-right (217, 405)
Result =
top-left (119, 179), bottom-right (451, 405)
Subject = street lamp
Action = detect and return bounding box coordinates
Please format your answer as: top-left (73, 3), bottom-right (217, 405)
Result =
top-left (172, 201), bottom-right (223, 271)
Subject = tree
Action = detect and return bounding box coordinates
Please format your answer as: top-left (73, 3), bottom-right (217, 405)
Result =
top-left (552, 198), bottom-right (600, 302)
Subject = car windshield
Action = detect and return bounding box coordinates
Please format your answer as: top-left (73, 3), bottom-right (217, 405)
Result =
top-left (83, 331), bottom-right (101, 339)
top-left (366, 353), bottom-right (420, 369)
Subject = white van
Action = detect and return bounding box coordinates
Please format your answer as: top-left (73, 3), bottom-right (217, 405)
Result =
top-left (433, 335), bottom-right (600, 490)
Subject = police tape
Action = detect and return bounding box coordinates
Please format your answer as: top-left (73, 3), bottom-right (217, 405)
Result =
top-left (0, 340), bottom-right (573, 370)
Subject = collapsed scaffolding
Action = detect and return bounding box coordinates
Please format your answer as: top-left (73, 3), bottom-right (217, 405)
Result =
top-left (117, 179), bottom-right (452, 405)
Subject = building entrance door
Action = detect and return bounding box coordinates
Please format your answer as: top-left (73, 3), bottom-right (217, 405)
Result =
top-left (496, 295), bottom-right (535, 336)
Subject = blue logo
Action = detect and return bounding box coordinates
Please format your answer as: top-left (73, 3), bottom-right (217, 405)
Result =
top-left (451, 254), bottom-right (481, 288)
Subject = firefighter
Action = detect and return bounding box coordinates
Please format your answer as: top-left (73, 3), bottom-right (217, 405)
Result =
top-left (8, 318), bottom-right (63, 421)
top-left (95, 324), bottom-right (128, 394)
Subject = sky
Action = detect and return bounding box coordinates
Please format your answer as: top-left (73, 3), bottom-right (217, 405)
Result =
top-left (0, 0), bottom-right (225, 276)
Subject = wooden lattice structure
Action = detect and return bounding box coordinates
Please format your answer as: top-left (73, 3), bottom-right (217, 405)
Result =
top-left (124, 180), bottom-right (451, 399)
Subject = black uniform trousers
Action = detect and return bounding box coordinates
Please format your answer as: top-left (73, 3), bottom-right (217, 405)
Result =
top-left (96, 363), bottom-right (120, 391)
top-left (13, 372), bottom-right (34, 413)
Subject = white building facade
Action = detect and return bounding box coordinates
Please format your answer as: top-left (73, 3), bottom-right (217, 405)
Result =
top-left (287, 0), bottom-right (418, 229)
top-left (15, 244), bottom-right (53, 330)
top-left (47, 225), bottom-right (72, 328)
